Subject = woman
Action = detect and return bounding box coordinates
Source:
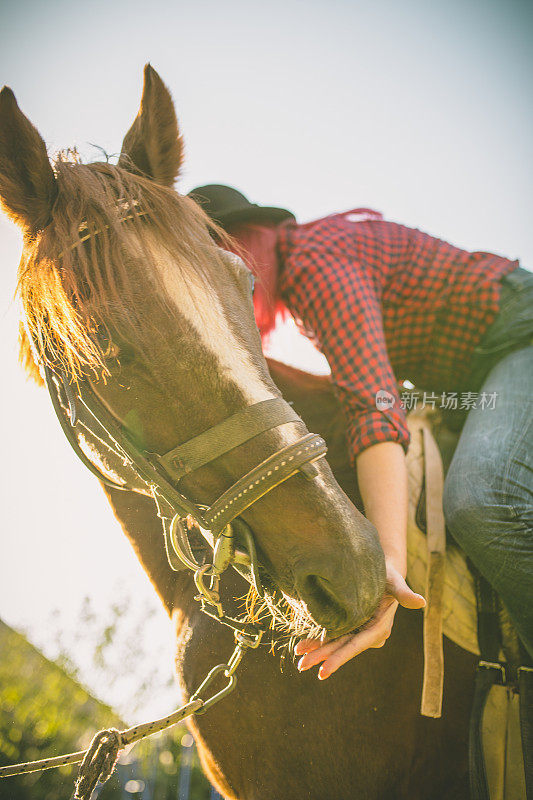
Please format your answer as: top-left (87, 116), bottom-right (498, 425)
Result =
top-left (189, 184), bottom-right (533, 678)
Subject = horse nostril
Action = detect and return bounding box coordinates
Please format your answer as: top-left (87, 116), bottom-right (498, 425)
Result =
top-left (301, 574), bottom-right (336, 606)
top-left (296, 573), bottom-right (351, 632)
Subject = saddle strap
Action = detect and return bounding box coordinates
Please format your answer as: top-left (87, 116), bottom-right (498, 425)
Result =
top-left (469, 663), bottom-right (505, 800)
top-left (519, 666), bottom-right (533, 799)
top-left (469, 573), bottom-right (503, 800)
top-left (420, 426), bottom-right (446, 718)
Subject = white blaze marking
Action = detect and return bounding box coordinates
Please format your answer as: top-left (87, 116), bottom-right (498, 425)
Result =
top-left (146, 236), bottom-right (277, 406)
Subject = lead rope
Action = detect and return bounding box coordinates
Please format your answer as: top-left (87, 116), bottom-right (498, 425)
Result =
top-left (0, 628), bottom-right (261, 799)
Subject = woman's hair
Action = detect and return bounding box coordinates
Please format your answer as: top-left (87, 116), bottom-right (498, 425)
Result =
top-left (225, 221), bottom-right (289, 339)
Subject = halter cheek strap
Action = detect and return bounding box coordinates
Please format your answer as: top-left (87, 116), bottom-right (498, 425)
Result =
top-left (44, 365), bottom-right (130, 492)
top-left (44, 363), bottom-right (327, 536)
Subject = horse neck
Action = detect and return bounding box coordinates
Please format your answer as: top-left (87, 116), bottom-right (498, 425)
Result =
top-left (102, 484), bottom-right (195, 617)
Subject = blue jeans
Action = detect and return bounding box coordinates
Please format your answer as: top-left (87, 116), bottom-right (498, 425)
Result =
top-left (443, 268), bottom-right (533, 659)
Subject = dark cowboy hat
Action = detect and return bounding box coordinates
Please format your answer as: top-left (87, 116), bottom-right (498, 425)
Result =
top-left (187, 184), bottom-right (295, 228)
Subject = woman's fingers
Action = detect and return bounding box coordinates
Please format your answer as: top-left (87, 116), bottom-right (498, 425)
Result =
top-left (294, 638), bottom-right (323, 656)
top-left (297, 634), bottom-right (351, 671)
top-left (295, 569), bottom-right (426, 678)
top-left (297, 612), bottom-right (394, 674)
top-left (297, 597), bottom-right (399, 676)
top-left (316, 625), bottom-right (389, 679)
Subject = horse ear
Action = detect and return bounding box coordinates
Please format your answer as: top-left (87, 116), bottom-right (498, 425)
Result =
top-left (119, 64), bottom-right (183, 187)
top-left (0, 86), bottom-right (57, 234)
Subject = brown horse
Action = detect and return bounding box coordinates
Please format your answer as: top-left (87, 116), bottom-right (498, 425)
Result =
top-left (102, 358), bottom-right (477, 800)
top-left (0, 67), bottom-right (477, 798)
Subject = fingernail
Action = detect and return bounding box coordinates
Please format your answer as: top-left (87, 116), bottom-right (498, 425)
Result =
top-left (297, 658), bottom-right (308, 672)
top-left (318, 669), bottom-right (328, 680)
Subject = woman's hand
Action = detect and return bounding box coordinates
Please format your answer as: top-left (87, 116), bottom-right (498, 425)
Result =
top-left (294, 562), bottom-right (425, 679)
top-left (295, 441), bottom-right (425, 679)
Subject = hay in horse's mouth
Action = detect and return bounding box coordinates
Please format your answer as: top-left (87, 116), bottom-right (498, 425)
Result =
top-left (243, 577), bottom-right (334, 645)
top-left (240, 571), bottom-right (367, 656)
top-left (254, 566), bottom-right (367, 641)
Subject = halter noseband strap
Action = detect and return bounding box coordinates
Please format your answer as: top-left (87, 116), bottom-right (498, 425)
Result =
top-left (158, 397), bottom-right (301, 481)
top-left (204, 433), bottom-right (326, 532)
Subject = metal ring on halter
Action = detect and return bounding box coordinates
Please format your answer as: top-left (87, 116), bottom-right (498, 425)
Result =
top-left (168, 514), bottom-right (205, 571)
top-left (231, 519), bottom-right (265, 598)
top-left (170, 511), bottom-right (237, 574)
top-left (169, 512), bottom-right (264, 599)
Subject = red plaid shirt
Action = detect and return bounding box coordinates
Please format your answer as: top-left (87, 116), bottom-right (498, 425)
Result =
top-left (276, 210), bottom-right (518, 462)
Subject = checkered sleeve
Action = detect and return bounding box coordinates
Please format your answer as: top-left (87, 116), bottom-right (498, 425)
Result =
top-left (283, 247), bottom-right (410, 462)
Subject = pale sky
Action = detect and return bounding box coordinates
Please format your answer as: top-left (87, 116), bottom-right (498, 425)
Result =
top-left (1, 0), bottom-right (532, 714)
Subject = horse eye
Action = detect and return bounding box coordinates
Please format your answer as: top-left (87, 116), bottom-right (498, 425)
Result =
top-left (115, 342), bottom-right (136, 366)
top-left (96, 328), bottom-right (135, 367)
top-left (104, 341), bottom-right (121, 360)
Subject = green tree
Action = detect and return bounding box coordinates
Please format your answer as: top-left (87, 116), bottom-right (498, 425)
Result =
top-left (0, 618), bottom-right (123, 799)
top-left (0, 598), bottom-right (212, 799)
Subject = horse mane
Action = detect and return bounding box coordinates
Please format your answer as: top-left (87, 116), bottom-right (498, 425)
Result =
top-left (18, 151), bottom-right (230, 384)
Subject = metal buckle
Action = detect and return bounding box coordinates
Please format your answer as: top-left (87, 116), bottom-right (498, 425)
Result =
top-left (225, 628), bottom-right (263, 678)
top-left (191, 627), bottom-right (263, 714)
top-left (194, 564), bottom-right (223, 617)
top-left (478, 660), bottom-right (506, 684)
top-left (234, 627), bottom-right (263, 650)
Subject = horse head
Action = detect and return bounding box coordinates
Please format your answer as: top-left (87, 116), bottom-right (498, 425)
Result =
top-left (0, 65), bottom-right (385, 639)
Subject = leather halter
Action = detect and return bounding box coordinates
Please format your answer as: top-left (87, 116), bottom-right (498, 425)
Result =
top-left (43, 363), bottom-right (327, 601)
top-left (32, 210), bottom-right (328, 635)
